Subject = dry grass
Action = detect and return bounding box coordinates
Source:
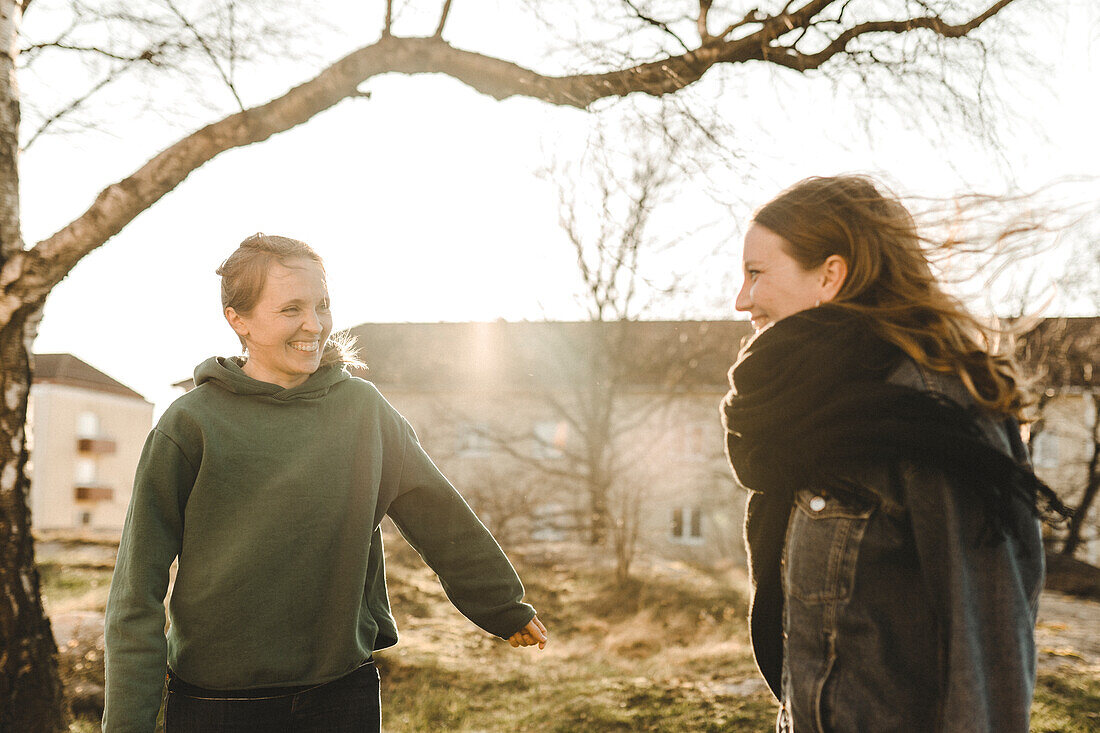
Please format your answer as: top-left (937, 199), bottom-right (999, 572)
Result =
top-left (38, 562), bottom-right (112, 615)
top-left (370, 537), bottom-right (771, 731)
top-left (38, 534), bottom-right (1100, 732)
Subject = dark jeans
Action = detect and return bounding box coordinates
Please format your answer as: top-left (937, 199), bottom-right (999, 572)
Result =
top-left (165, 661), bottom-right (380, 732)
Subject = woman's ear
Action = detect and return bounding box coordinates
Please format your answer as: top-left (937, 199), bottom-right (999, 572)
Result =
top-left (225, 307), bottom-right (249, 339)
top-left (820, 255), bottom-right (848, 302)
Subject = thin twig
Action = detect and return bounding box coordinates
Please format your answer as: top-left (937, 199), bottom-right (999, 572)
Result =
top-left (762, 0), bottom-right (1016, 72)
top-left (717, 7), bottom-right (765, 39)
top-left (697, 0), bottom-right (712, 41)
top-left (21, 42), bottom-right (164, 64)
top-left (621, 0), bottom-right (690, 53)
top-left (163, 0), bottom-right (245, 111)
top-left (434, 0), bottom-right (453, 38)
top-left (23, 73), bottom-right (117, 150)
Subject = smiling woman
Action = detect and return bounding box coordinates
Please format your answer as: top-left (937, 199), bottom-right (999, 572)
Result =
top-left (722, 175), bottom-right (1071, 733)
top-left (216, 233), bottom-right (345, 387)
top-left (102, 233), bottom-right (547, 732)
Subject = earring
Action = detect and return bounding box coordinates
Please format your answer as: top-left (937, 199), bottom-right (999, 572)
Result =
top-left (815, 299), bottom-right (821, 307)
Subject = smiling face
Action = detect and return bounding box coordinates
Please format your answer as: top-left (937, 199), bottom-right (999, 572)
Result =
top-left (225, 257), bottom-right (333, 389)
top-left (735, 224), bottom-right (839, 331)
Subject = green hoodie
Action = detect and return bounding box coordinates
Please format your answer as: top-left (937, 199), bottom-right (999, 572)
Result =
top-left (103, 357), bottom-right (535, 731)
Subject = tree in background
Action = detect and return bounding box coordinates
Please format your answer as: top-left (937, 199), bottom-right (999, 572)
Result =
top-left (543, 123), bottom-right (685, 557)
top-left (442, 119), bottom-right (737, 582)
top-left (0, 0), bottom-right (1039, 726)
top-left (1050, 212), bottom-right (1100, 556)
top-left (1061, 391), bottom-right (1100, 557)
top-left (999, 201), bottom-right (1100, 559)
top-left (1019, 318), bottom-right (1100, 558)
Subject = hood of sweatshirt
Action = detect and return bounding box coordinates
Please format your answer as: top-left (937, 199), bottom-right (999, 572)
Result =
top-left (194, 356), bottom-right (350, 401)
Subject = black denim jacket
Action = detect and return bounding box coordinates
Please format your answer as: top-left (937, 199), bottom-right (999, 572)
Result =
top-left (764, 359), bottom-right (1043, 733)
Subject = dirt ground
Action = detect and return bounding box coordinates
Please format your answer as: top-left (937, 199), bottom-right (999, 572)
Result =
top-left (1036, 591), bottom-right (1100, 673)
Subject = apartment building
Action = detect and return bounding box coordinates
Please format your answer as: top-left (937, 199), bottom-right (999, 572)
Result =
top-left (346, 317), bottom-right (1100, 565)
top-left (346, 320), bottom-right (752, 566)
top-left (166, 316), bottom-right (1100, 564)
top-left (28, 354), bottom-right (153, 531)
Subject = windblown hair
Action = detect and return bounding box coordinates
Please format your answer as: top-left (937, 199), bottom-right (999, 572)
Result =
top-left (753, 175), bottom-right (1030, 420)
top-left (216, 233), bottom-right (363, 370)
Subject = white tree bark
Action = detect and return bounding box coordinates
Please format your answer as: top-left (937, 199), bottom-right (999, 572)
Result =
top-left (0, 0), bottom-right (67, 727)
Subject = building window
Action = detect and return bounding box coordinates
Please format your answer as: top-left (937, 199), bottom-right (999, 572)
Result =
top-left (76, 412), bottom-right (101, 439)
top-left (532, 420), bottom-right (569, 459)
top-left (671, 506), bottom-right (703, 544)
top-left (1031, 431), bottom-right (1059, 469)
top-left (77, 511), bottom-right (92, 526)
top-left (75, 486), bottom-right (113, 501)
top-left (74, 458), bottom-right (98, 485)
top-left (456, 422), bottom-right (492, 457)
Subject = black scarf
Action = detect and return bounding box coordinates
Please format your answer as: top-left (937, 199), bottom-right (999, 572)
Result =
top-left (720, 305), bottom-right (1061, 696)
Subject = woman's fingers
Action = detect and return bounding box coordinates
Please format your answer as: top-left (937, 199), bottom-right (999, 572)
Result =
top-left (507, 616), bottom-right (548, 649)
top-left (525, 617), bottom-right (547, 648)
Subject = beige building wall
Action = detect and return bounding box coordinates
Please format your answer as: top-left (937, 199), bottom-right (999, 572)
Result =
top-left (629, 391), bottom-right (745, 565)
top-left (377, 373), bottom-right (1100, 568)
top-left (378, 383), bottom-right (745, 565)
top-left (380, 386), bottom-right (590, 546)
top-left (28, 383), bottom-right (153, 531)
top-left (1033, 392), bottom-right (1100, 564)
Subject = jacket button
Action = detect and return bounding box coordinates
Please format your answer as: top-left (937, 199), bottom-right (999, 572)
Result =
top-left (809, 496), bottom-right (826, 512)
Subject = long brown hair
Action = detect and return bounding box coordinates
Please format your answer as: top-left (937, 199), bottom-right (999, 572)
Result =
top-left (753, 175), bottom-right (1029, 419)
top-left (216, 233), bottom-right (363, 370)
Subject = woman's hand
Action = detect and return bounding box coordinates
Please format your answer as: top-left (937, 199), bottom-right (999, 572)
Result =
top-left (508, 616), bottom-right (548, 650)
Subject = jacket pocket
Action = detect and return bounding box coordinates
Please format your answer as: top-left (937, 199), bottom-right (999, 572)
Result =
top-left (785, 489), bottom-right (875, 604)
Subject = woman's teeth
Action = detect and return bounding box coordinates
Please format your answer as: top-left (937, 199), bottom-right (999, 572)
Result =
top-left (289, 342), bottom-right (319, 352)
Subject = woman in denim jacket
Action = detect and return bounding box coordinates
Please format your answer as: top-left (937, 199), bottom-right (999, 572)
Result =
top-left (721, 176), bottom-right (1069, 732)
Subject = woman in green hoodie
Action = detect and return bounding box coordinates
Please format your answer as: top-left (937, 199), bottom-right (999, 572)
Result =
top-left (103, 233), bottom-right (547, 732)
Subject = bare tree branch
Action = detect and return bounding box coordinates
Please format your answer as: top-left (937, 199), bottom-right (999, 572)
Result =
top-left (433, 0), bottom-right (453, 38)
top-left (697, 0), bottom-right (712, 41)
top-left (384, 0), bottom-right (394, 37)
top-left (2, 0), bottom-right (1026, 319)
top-left (20, 42), bottom-right (167, 64)
top-left (757, 0), bottom-right (1017, 72)
top-left (716, 7), bottom-right (767, 40)
top-left (227, 0), bottom-right (239, 95)
top-left (21, 71), bottom-right (118, 150)
top-left (20, 3), bottom-right (316, 143)
top-left (621, 0), bottom-right (690, 53)
top-left (163, 0), bottom-right (244, 110)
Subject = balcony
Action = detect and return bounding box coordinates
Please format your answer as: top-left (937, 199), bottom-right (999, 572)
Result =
top-left (77, 438), bottom-right (116, 454)
top-left (74, 485), bottom-right (114, 502)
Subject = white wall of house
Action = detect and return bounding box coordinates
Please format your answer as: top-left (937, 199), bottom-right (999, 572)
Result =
top-left (27, 383), bottom-right (153, 531)
top-left (378, 384), bottom-right (745, 565)
top-left (1034, 391), bottom-right (1100, 564)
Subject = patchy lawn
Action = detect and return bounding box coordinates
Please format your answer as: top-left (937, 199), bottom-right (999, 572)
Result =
top-left (39, 533), bottom-right (1100, 732)
top-left (374, 539), bottom-right (772, 732)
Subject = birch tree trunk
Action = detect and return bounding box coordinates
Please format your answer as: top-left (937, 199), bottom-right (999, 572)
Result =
top-left (0, 0), bottom-right (67, 728)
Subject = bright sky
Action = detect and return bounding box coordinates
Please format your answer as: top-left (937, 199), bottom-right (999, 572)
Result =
top-left (20, 1), bottom-right (1100, 416)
